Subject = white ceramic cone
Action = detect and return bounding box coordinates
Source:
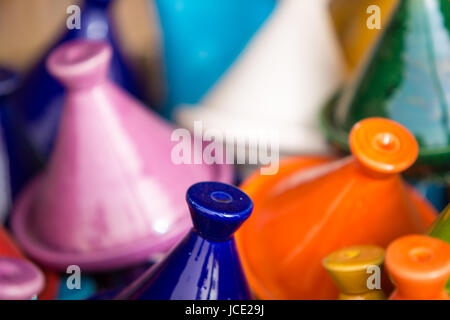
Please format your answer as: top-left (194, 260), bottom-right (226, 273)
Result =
top-left (175, 0), bottom-right (345, 159)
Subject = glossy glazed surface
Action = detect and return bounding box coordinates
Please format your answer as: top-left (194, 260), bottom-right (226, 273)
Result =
top-left (0, 227), bottom-right (59, 300)
top-left (154, 0), bottom-right (276, 118)
top-left (236, 118), bottom-right (437, 299)
top-left (116, 182), bottom-right (252, 300)
top-left (330, 0), bottom-right (398, 71)
top-left (323, 0), bottom-right (450, 166)
top-left (11, 40), bottom-right (232, 271)
top-left (386, 235), bottom-right (450, 300)
top-left (14, 0), bottom-right (140, 159)
top-left (323, 245), bottom-right (386, 300)
top-left (0, 257), bottom-right (45, 300)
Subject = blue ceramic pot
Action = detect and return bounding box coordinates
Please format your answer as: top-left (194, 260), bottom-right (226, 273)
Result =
top-left (153, 0), bottom-right (276, 118)
top-left (0, 68), bottom-right (41, 215)
top-left (14, 0), bottom-right (141, 159)
top-left (409, 179), bottom-right (448, 212)
top-left (115, 181), bottom-right (253, 300)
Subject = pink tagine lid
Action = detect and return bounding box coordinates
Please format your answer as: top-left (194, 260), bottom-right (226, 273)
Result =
top-left (11, 40), bottom-right (233, 272)
top-left (0, 257), bottom-right (45, 300)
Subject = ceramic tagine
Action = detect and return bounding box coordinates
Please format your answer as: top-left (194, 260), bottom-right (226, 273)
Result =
top-left (329, 0), bottom-right (399, 72)
top-left (175, 0), bottom-right (345, 157)
top-left (322, 0), bottom-right (450, 173)
top-left (0, 257), bottom-right (45, 300)
top-left (426, 203), bottom-right (450, 293)
top-left (323, 245), bottom-right (386, 300)
top-left (115, 181), bottom-right (253, 300)
top-left (14, 0), bottom-right (141, 160)
top-left (0, 68), bottom-right (42, 207)
top-left (152, 0), bottom-right (276, 118)
top-left (0, 225), bottom-right (59, 300)
top-left (10, 40), bottom-right (232, 272)
top-left (385, 234), bottom-right (450, 300)
top-left (235, 117), bottom-right (437, 300)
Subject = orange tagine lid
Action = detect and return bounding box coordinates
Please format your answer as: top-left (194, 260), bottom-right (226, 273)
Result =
top-left (386, 235), bottom-right (450, 300)
top-left (235, 117), bottom-right (437, 299)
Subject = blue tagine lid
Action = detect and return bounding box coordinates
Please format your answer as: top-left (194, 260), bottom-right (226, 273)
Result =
top-left (115, 181), bottom-right (253, 300)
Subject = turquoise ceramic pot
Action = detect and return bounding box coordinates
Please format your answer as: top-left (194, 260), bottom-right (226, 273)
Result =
top-left (153, 0), bottom-right (276, 118)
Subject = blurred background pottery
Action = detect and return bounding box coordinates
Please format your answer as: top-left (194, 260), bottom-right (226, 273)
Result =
top-left (116, 182), bottom-right (253, 300)
top-left (0, 226), bottom-right (60, 300)
top-left (176, 0), bottom-right (345, 163)
top-left (322, 0), bottom-right (450, 172)
top-left (152, 0), bottom-right (276, 118)
top-left (409, 179), bottom-right (448, 212)
top-left (57, 274), bottom-right (97, 300)
top-left (12, 0), bottom-right (142, 160)
top-left (235, 118), bottom-right (437, 299)
top-left (0, 257), bottom-right (45, 300)
top-left (0, 68), bottom-right (42, 210)
top-left (428, 204), bottom-right (450, 243)
top-left (330, 0), bottom-right (399, 74)
top-left (427, 203), bottom-right (450, 293)
top-left (322, 245), bottom-right (387, 300)
top-left (11, 40), bottom-right (232, 272)
top-left (385, 235), bottom-right (450, 300)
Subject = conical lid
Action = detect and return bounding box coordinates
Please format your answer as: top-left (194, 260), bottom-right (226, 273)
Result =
top-left (11, 40), bottom-right (233, 271)
top-left (153, 0), bottom-right (276, 116)
top-left (235, 118), bottom-right (437, 299)
top-left (14, 0), bottom-right (140, 160)
top-left (0, 257), bottom-right (45, 300)
top-left (175, 0), bottom-right (345, 155)
top-left (386, 235), bottom-right (450, 300)
top-left (116, 181), bottom-right (253, 300)
top-left (322, 0), bottom-right (450, 168)
top-left (330, 0), bottom-right (399, 72)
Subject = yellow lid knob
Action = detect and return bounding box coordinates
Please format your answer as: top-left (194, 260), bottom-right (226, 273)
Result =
top-left (323, 245), bottom-right (386, 298)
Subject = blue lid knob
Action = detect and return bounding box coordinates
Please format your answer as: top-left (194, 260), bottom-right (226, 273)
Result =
top-left (0, 68), bottom-right (20, 97)
top-left (186, 182), bottom-right (253, 241)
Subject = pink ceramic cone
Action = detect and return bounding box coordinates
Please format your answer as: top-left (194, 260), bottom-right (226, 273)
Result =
top-left (11, 40), bottom-right (232, 272)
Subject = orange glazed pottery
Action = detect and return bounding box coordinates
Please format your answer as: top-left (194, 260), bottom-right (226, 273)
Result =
top-left (386, 235), bottom-right (450, 300)
top-left (235, 118), bottom-right (437, 299)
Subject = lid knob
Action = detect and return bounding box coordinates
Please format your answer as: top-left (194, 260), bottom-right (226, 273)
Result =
top-left (186, 182), bottom-right (253, 241)
top-left (0, 257), bottom-right (45, 300)
top-left (386, 235), bottom-right (450, 300)
top-left (323, 245), bottom-right (386, 299)
top-left (349, 118), bottom-right (418, 174)
top-left (46, 40), bottom-right (112, 89)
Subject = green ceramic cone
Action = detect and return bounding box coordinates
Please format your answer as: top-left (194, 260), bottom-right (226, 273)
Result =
top-left (426, 204), bottom-right (450, 293)
top-left (321, 0), bottom-right (450, 171)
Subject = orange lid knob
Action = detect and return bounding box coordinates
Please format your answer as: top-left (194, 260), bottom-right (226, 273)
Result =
top-left (349, 118), bottom-right (418, 174)
top-left (323, 245), bottom-right (386, 300)
top-left (386, 235), bottom-right (450, 300)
